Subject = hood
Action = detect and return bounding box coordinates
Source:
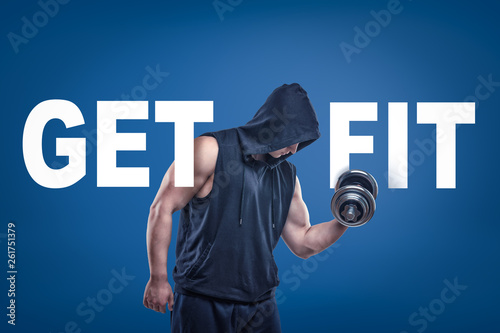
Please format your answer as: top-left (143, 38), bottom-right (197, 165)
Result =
top-left (236, 83), bottom-right (321, 167)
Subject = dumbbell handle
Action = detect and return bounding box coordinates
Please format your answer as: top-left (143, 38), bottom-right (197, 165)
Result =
top-left (343, 204), bottom-right (358, 222)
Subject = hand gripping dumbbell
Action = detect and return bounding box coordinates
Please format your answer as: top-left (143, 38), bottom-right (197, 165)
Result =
top-left (330, 170), bottom-right (378, 227)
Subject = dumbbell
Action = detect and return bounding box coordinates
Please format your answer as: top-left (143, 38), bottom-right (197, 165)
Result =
top-left (330, 170), bottom-right (378, 227)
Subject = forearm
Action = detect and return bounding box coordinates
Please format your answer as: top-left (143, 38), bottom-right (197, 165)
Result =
top-left (302, 219), bottom-right (347, 258)
top-left (146, 206), bottom-right (173, 280)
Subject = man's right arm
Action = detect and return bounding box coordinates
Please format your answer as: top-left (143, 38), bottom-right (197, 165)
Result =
top-left (143, 135), bottom-right (218, 313)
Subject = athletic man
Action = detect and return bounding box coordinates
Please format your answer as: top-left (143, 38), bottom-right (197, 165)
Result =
top-left (143, 83), bottom-right (347, 332)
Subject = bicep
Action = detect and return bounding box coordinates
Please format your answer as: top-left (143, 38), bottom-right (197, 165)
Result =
top-left (281, 176), bottom-right (311, 248)
top-left (151, 136), bottom-right (218, 214)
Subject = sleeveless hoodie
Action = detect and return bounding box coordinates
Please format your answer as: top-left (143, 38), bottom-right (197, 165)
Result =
top-left (173, 83), bottom-right (321, 303)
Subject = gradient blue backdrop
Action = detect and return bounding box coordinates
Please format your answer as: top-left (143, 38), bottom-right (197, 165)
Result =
top-left (2, 0), bottom-right (499, 332)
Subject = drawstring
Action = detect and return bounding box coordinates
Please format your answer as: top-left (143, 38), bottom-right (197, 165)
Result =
top-left (272, 168), bottom-right (275, 229)
top-left (239, 164), bottom-right (246, 226)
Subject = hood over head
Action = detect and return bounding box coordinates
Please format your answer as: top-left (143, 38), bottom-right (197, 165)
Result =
top-left (236, 83), bottom-right (321, 167)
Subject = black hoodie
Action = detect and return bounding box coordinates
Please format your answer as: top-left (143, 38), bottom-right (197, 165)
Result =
top-left (173, 83), bottom-right (321, 303)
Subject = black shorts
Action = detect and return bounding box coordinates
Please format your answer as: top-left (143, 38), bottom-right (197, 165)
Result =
top-left (170, 292), bottom-right (282, 333)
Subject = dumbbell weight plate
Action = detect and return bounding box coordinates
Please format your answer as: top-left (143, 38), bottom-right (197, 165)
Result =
top-left (331, 185), bottom-right (376, 227)
top-left (335, 169), bottom-right (378, 199)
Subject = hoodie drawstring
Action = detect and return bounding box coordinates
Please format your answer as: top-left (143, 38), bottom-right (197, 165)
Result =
top-left (239, 164), bottom-right (245, 226)
top-left (272, 168), bottom-right (275, 229)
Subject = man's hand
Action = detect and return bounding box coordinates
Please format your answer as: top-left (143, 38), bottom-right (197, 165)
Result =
top-left (143, 277), bottom-right (174, 313)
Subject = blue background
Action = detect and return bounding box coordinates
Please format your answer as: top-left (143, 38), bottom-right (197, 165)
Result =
top-left (2, 0), bottom-right (499, 332)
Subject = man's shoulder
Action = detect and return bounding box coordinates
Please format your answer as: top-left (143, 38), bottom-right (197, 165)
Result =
top-left (279, 160), bottom-right (297, 183)
top-left (192, 136), bottom-right (219, 177)
top-left (280, 159), bottom-right (296, 171)
top-left (194, 135), bottom-right (219, 154)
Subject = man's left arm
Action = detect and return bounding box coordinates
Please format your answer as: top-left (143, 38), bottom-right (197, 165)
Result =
top-left (281, 176), bottom-right (347, 259)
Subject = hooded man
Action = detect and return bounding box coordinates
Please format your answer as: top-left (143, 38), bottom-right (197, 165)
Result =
top-left (143, 83), bottom-right (348, 332)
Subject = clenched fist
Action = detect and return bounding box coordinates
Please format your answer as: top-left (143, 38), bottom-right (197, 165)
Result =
top-left (143, 277), bottom-right (174, 313)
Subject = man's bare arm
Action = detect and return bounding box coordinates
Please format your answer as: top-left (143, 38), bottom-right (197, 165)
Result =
top-left (281, 176), bottom-right (347, 259)
top-left (143, 136), bottom-right (218, 313)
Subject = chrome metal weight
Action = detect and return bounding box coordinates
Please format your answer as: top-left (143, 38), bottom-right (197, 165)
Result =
top-left (331, 170), bottom-right (378, 227)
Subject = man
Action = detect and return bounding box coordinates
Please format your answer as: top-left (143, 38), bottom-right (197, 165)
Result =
top-left (143, 83), bottom-right (348, 332)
